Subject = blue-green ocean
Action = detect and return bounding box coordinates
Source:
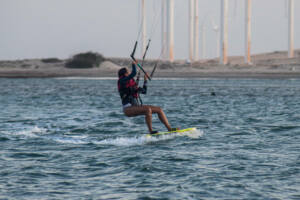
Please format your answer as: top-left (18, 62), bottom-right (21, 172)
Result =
top-left (0, 78), bottom-right (299, 200)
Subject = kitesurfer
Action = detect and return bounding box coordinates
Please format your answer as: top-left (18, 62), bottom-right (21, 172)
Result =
top-left (117, 63), bottom-right (177, 134)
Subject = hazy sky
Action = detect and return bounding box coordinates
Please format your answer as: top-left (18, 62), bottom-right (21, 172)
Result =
top-left (1, 0), bottom-right (299, 60)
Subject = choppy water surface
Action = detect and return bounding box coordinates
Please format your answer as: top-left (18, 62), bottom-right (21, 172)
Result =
top-left (0, 78), bottom-right (299, 199)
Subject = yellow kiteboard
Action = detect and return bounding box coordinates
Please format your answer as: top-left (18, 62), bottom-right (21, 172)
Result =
top-left (146, 127), bottom-right (197, 137)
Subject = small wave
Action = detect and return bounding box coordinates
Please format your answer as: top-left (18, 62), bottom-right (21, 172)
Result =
top-left (5, 126), bottom-right (47, 138)
top-left (95, 128), bottom-right (204, 146)
top-left (94, 134), bottom-right (176, 146)
top-left (182, 129), bottom-right (204, 138)
top-left (95, 136), bottom-right (150, 146)
top-left (51, 135), bottom-right (89, 144)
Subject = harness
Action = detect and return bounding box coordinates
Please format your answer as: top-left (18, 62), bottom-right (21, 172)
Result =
top-left (118, 76), bottom-right (140, 106)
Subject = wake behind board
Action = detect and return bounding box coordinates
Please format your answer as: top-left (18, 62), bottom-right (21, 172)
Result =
top-left (146, 127), bottom-right (197, 137)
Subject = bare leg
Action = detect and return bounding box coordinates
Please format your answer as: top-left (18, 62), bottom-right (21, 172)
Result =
top-left (123, 105), bottom-right (172, 132)
top-left (147, 105), bottom-right (172, 131)
top-left (124, 105), bottom-right (171, 132)
top-left (144, 106), bottom-right (152, 132)
top-left (124, 106), bottom-right (153, 132)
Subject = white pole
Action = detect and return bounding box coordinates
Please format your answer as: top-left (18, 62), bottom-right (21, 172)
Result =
top-left (220, 0), bottom-right (223, 64)
top-left (220, 0), bottom-right (228, 64)
top-left (194, 0), bottom-right (199, 61)
top-left (288, 0), bottom-right (294, 58)
top-left (189, 0), bottom-right (194, 62)
top-left (141, 0), bottom-right (146, 57)
top-left (245, 0), bottom-right (252, 64)
top-left (168, 0), bottom-right (174, 62)
top-left (164, 0), bottom-right (168, 60)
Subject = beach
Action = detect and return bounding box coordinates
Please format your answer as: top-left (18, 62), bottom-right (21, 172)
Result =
top-left (0, 50), bottom-right (300, 78)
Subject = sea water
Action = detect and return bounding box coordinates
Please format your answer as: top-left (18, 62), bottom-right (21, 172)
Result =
top-left (0, 78), bottom-right (299, 199)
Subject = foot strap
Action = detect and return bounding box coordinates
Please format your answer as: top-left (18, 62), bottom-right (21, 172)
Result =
top-left (150, 130), bottom-right (158, 135)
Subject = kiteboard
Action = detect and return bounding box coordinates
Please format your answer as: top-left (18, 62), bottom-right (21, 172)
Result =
top-left (146, 127), bottom-right (197, 137)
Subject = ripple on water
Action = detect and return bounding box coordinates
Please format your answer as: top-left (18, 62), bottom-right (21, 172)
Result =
top-left (0, 78), bottom-right (300, 199)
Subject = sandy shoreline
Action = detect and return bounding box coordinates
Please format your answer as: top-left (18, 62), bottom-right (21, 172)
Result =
top-left (1, 50), bottom-right (300, 79)
top-left (2, 70), bottom-right (300, 79)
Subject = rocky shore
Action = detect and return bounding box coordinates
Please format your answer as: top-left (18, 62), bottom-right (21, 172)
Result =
top-left (1, 50), bottom-right (300, 79)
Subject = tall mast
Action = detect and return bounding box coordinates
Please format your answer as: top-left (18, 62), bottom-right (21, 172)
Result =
top-left (189, 0), bottom-right (194, 62)
top-left (288, 0), bottom-right (294, 58)
top-left (194, 0), bottom-right (199, 61)
top-left (141, 0), bottom-right (146, 57)
top-left (245, 0), bottom-right (252, 64)
top-left (168, 0), bottom-right (174, 62)
top-left (220, 0), bottom-right (228, 64)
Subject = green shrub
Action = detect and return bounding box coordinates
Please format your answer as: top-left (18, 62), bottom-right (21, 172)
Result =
top-left (65, 52), bottom-right (105, 68)
top-left (41, 58), bottom-right (62, 63)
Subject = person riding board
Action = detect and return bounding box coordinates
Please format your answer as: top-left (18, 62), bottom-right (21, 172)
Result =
top-left (117, 62), bottom-right (178, 134)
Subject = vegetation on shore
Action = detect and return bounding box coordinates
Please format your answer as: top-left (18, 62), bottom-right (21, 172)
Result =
top-left (41, 58), bottom-right (62, 63)
top-left (65, 52), bottom-right (105, 68)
